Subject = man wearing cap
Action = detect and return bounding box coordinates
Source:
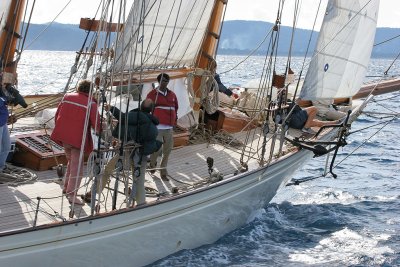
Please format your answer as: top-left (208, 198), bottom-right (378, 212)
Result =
top-left (146, 73), bottom-right (178, 181)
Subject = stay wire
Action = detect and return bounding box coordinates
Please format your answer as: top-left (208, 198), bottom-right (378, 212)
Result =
top-left (287, 114), bottom-right (399, 186)
top-left (286, 174), bottom-right (325, 186)
top-left (292, 0), bottom-right (322, 102)
top-left (215, 0), bottom-right (228, 55)
top-left (349, 116), bottom-right (398, 135)
top-left (372, 92), bottom-right (400, 102)
top-left (172, 0), bottom-right (204, 67)
top-left (285, 0), bottom-right (300, 74)
top-left (219, 26), bottom-right (274, 75)
top-left (383, 49), bottom-right (400, 75)
top-left (374, 33), bottom-right (400, 47)
top-left (163, 0), bottom-right (181, 65)
top-left (24, 0), bottom-right (72, 50)
top-left (240, 1), bottom-right (284, 164)
top-left (303, 0), bottom-right (374, 72)
top-left (18, 0), bottom-right (36, 54)
top-left (288, 99), bottom-right (399, 186)
top-left (372, 97), bottom-right (400, 114)
top-left (1, 0), bottom-right (23, 70)
top-left (333, 116), bottom-right (397, 170)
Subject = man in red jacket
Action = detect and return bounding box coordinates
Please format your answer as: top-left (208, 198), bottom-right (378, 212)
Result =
top-left (146, 73), bottom-right (178, 181)
top-left (51, 80), bottom-right (102, 205)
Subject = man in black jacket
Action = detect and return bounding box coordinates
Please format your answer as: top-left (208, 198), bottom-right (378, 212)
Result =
top-left (109, 99), bottom-right (161, 156)
top-left (214, 73), bottom-right (233, 97)
top-left (108, 99), bottom-right (162, 206)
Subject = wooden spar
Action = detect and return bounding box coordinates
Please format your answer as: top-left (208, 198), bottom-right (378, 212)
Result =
top-left (353, 77), bottom-right (400, 99)
top-left (192, 0), bottom-right (227, 110)
top-left (95, 67), bottom-right (193, 87)
top-left (0, 0), bottom-right (26, 82)
top-left (79, 18), bottom-right (123, 32)
top-left (298, 77), bottom-right (400, 108)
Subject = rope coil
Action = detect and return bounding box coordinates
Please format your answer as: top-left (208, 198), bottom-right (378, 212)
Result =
top-left (0, 165), bottom-right (37, 185)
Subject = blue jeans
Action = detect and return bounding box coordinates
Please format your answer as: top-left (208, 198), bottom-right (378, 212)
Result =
top-left (0, 124), bottom-right (10, 170)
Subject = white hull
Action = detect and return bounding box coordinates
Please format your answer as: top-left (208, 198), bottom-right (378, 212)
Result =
top-left (0, 149), bottom-right (312, 267)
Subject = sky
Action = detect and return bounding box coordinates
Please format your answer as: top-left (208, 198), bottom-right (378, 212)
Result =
top-left (25, 0), bottom-right (400, 30)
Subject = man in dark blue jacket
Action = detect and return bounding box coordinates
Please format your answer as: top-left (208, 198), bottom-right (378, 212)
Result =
top-left (0, 89), bottom-right (9, 172)
top-left (214, 74), bottom-right (233, 97)
top-left (0, 74), bottom-right (27, 172)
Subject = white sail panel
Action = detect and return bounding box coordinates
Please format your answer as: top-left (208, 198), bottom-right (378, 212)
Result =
top-left (0, 0), bottom-right (12, 39)
top-left (113, 0), bottom-right (215, 72)
top-left (300, 0), bottom-right (380, 100)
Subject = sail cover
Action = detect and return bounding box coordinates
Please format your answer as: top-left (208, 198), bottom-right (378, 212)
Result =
top-left (113, 0), bottom-right (215, 72)
top-left (300, 0), bottom-right (380, 100)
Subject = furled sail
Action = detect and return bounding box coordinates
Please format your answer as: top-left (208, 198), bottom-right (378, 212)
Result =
top-left (300, 0), bottom-right (380, 100)
top-left (113, 0), bottom-right (215, 72)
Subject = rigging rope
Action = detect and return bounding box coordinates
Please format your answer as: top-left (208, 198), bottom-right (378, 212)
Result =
top-left (349, 116), bottom-right (398, 135)
top-left (0, 165), bottom-right (37, 185)
top-left (17, 0), bottom-right (36, 55)
top-left (372, 96), bottom-right (400, 114)
top-left (383, 50), bottom-right (400, 75)
top-left (287, 109), bottom-right (399, 186)
top-left (219, 26), bottom-right (274, 75)
top-left (302, 0), bottom-right (375, 72)
top-left (23, 0), bottom-right (72, 51)
top-left (292, 0), bottom-right (322, 101)
top-left (0, 0), bottom-right (22, 70)
top-left (371, 93), bottom-right (400, 102)
top-left (374, 33), bottom-right (400, 47)
top-left (334, 116), bottom-right (398, 169)
top-left (239, 0), bottom-right (287, 166)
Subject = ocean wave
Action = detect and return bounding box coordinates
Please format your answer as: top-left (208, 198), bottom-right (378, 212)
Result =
top-left (289, 227), bottom-right (394, 266)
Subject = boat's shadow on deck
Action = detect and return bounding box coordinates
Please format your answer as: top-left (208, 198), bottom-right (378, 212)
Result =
top-left (0, 181), bottom-right (91, 233)
top-left (0, 185), bottom-right (34, 232)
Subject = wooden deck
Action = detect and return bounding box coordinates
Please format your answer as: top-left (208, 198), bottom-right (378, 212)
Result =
top-left (1, 125), bottom-right (305, 234)
top-left (2, 95), bottom-right (345, 236)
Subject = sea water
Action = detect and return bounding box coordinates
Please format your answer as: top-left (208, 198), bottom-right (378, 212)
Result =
top-left (18, 51), bottom-right (400, 267)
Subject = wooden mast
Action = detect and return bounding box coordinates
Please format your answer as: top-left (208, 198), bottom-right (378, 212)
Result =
top-left (192, 0), bottom-right (228, 110)
top-left (0, 0), bottom-right (26, 84)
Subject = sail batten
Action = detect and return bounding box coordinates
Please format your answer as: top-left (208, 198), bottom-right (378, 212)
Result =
top-left (300, 0), bottom-right (380, 100)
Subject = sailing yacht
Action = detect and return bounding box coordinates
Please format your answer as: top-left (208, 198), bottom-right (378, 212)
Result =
top-left (0, 0), bottom-right (390, 266)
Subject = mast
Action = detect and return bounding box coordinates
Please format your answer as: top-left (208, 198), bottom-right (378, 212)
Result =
top-left (0, 0), bottom-right (26, 84)
top-left (192, 0), bottom-right (227, 110)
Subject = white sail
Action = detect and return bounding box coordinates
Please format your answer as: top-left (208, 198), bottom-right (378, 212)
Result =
top-left (300, 0), bottom-right (380, 100)
top-left (113, 0), bottom-right (215, 72)
top-left (0, 0), bottom-right (12, 42)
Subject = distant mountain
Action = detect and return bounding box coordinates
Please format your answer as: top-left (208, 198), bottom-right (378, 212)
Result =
top-left (219, 20), bottom-right (318, 56)
top-left (23, 21), bottom-right (400, 58)
top-left (371, 27), bottom-right (400, 57)
top-left (219, 20), bottom-right (400, 58)
top-left (23, 22), bottom-right (87, 51)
